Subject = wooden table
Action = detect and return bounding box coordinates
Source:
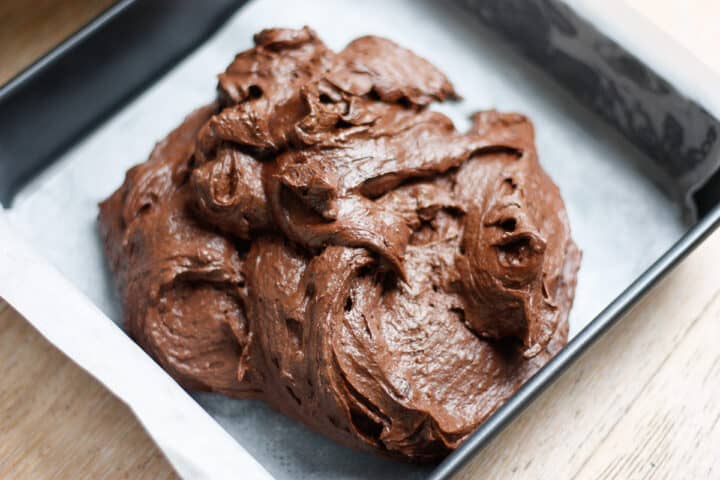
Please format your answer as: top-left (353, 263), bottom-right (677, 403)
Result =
top-left (2, 1), bottom-right (719, 478)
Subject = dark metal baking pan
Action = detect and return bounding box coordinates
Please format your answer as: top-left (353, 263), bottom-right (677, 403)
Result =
top-left (1, 1), bottom-right (719, 479)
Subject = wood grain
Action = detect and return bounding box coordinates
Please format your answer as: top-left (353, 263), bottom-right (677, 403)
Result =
top-left (2, 0), bottom-right (720, 479)
top-left (0, 302), bottom-right (177, 479)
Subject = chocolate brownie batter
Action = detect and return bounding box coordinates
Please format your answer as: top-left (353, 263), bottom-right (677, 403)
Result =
top-left (99, 27), bottom-right (580, 462)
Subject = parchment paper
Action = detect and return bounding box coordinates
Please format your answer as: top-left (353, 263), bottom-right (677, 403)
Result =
top-left (2, 0), bottom-right (686, 478)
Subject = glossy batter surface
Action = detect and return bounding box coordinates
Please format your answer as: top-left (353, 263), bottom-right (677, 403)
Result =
top-left (99, 27), bottom-right (580, 462)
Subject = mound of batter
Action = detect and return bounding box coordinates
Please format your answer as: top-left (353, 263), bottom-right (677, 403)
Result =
top-left (99, 27), bottom-right (580, 462)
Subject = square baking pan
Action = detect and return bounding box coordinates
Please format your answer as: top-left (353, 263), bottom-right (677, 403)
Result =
top-left (2, 1), bottom-right (720, 478)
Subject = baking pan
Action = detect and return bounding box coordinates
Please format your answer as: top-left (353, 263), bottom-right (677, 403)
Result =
top-left (2, 1), bottom-right (720, 478)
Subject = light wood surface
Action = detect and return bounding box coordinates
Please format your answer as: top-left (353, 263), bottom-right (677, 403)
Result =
top-left (2, 1), bottom-right (720, 479)
top-left (0, 303), bottom-right (177, 479)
